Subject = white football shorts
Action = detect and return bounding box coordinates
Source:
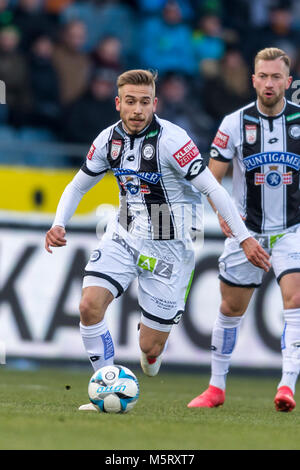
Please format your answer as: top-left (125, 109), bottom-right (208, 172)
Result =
top-left (219, 223), bottom-right (300, 287)
top-left (83, 223), bottom-right (195, 332)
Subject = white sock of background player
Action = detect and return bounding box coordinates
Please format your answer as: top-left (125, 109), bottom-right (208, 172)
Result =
top-left (80, 319), bottom-right (114, 372)
top-left (209, 311), bottom-right (243, 390)
top-left (278, 308), bottom-right (300, 394)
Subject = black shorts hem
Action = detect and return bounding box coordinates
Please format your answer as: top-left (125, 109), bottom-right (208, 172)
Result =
top-left (218, 274), bottom-right (261, 289)
top-left (84, 270), bottom-right (124, 298)
top-left (140, 307), bottom-right (183, 325)
top-left (277, 269), bottom-right (300, 284)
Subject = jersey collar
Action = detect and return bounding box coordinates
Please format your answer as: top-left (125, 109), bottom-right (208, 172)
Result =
top-left (255, 98), bottom-right (287, 120)
top-left (119, 115), bottom-right (159, 139)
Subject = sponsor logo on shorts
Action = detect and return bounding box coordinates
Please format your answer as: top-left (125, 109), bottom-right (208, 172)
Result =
top-left (213, 130), bottom-right (229, 149)
top-left (173, 140), bottom-right (199, 167)
top-left (112, 233), bottom-right (174, 279)
top-left (172, 312), bottom-right (183, 324)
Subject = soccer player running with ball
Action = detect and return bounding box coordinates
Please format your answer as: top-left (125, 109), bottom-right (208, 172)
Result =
top-left (188, 48), bottom-right (300, 412)
top-left (45, 69), bottom-right (270, 411)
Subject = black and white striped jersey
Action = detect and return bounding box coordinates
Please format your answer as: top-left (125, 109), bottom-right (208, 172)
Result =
top-left (210, 99), bottom-right (300, 234)
top-left (82, 115), bottom-right (205, 240)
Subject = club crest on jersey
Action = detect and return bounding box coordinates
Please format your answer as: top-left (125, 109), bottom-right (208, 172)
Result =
top-left (111, 139), bottom-right (122, 160)
top-left (245, 125), bottom-right (257, 145)
top-left (288, 124), bottom-right (300, 140)
top-left (142, 143), bottom-right (155, 160)
top-left (255, 166), bottom-right (293, 188)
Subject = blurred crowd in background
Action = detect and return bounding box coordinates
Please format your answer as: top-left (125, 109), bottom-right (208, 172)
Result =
top-left (0, 0), bottom-right (299, 167)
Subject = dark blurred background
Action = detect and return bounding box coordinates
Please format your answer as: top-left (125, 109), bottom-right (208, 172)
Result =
top-left (0, 0), bottom-right (299, 167)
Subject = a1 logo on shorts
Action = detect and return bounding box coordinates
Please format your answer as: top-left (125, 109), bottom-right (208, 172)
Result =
top-left (137, 254), bottom-right (157, 272)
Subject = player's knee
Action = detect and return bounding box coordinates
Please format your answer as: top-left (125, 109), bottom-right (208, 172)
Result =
top-left (284, 292), bottom-right (300, 310)
top-left (220, 298), bottom-right (245, 317)
top-left (79, 297), bottom-right (103, 325)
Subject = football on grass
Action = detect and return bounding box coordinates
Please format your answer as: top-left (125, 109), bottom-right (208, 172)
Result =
top-left (88, 365), bottom-right (139, 413)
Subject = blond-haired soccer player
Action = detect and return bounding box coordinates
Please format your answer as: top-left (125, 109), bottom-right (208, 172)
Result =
top-left (45, 69), bottom-right (269, 411)
top-left (188, 48), bottom-right (300, 412)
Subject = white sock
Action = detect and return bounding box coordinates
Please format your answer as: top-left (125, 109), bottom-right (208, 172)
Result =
top-left (80, 319), bottom-right (115, 372)
top-left (278, 308), bottom-right (300, 394)
top-left (209, 312), bottom-right (243, 390)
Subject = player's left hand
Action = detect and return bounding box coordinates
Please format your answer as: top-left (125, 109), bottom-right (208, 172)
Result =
top-left (45, 225), bottom-right (67, 254)
top-left (240, 237), bottom-right (271, 272)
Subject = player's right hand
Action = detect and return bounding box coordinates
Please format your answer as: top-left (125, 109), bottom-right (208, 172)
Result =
top-left (45, 225), bottom-right (67, 253)
top-left (240, 237), bottom-right (271, 272)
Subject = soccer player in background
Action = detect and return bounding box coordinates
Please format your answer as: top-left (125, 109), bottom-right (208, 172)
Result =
top-left (188, 48), bottom-right (300, 412)
top-left (45, 69), bottom-right (270, 410)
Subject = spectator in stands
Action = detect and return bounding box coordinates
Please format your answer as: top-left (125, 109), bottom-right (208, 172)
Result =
top-left (13, 0), bottom-right (57, 52)
top-left (136, 0), bottom-right (193, 20)
top-left (202, 47), bottom-right (253, 123)
top-left (0, 25), bottom-right (32, 127)
top-left (246, 0), bottom-right (300, 61)
top-left (90, 35), bottom-right (124, 74)
top-left (60, 67), bottom-right (119, 144)
top-left (158, 72), bottom-right (214, 151)
top-left (0, 0), bottom-right (15, 29)
top-left (28, 33), bottom-right (61, 132)
top-left (60, 0), bottom-right (136, 63)
top-left (139, 0), bottom-right (197, 75)
top-left (193, 11), bottom-right (225, 73)
top-left (45, 0), bottom-right (73, 15)
top-left (52, 20), bottom-right (91, 105)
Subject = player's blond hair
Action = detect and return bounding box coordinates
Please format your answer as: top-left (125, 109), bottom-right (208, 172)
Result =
top-left (117, 69), bottom-right (158, 97)
top-left (254, 47), bottom-right (291, 73)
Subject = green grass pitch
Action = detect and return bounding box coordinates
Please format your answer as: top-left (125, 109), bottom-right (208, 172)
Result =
top-left (0, 366), bottom-right (300, 450)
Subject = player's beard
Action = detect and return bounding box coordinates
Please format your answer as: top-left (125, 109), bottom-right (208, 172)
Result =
top-left (257, 90), bottom-right (284, 110)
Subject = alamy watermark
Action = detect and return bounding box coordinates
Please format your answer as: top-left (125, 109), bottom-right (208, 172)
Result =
top-left (95, 200), bottom-right (205, 254)
top-left (0, 80), bottom-right (6, 104)
top-left (0, 341), bottom-right (6, 364)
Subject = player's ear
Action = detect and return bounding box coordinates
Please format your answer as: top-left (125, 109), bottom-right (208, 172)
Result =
top-left (286, 75), bottom-right (293, 90)
top-left (153, 96), bottom-right (158, 112)
top-left (251, 74), bottom-right (256, 89)
top-left (115, 96), bottom-right (120, 111)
